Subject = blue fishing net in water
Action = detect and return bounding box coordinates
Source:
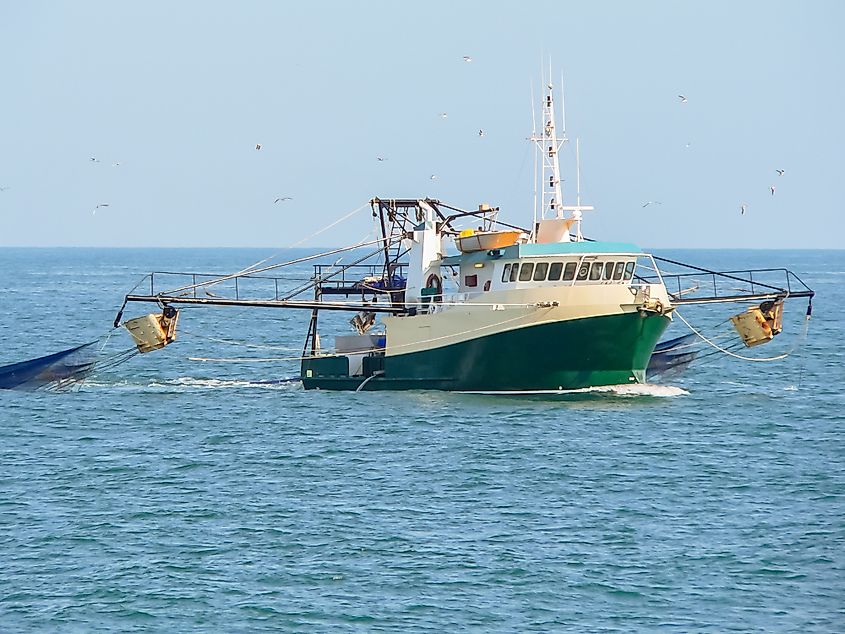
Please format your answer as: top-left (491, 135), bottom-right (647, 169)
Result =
top-left (0, 341), bottom-right (137, 392)
top-left (647, 333), bottom-right (700, 379)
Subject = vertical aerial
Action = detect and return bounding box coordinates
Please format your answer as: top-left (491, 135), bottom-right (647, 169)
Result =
top-left (530, 75), bottom-right (567, 225)
top-left (530, 68), bottom-right (593, 242)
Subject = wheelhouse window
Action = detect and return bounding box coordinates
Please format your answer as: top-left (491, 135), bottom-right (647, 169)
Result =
top-left (497, 258), bottom-right (636, 284)
top-left (501, 263), bottom-right (512, 283)
top-left (518, 262), bottom-right (535, 281)
top-left (577, 262), bottom-right (590, 281)
top-left (613, 262), bottom-right (625, 281)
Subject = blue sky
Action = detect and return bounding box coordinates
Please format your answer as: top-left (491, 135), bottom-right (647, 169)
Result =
top-left (1, 1), bottom-right (842, 248)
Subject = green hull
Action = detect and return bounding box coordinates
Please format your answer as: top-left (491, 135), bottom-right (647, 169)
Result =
top-left (301, 312), bottom-right (670, 392)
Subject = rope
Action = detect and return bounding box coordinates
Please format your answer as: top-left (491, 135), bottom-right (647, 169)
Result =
top-left (180, 329), bottom-right (302, 352)
top-left (674, 309), bottom-right (810, 363)
top-left (207, 202), bottom-right (370, 283)
top-left (162, 236), bottom-right (394, 295)
top-left (289, 203), bottom-right (369, 247)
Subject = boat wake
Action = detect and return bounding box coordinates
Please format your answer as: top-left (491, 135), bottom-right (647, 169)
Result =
top-left (458, 383), bottom-right (689, 398)
top-left (579, 383), bottom-right (689, 397)
top-left (81, 376), bottom-right (301, 392)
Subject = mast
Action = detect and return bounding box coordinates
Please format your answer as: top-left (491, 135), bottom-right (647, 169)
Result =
top-left (530, 76), bottom-right (567, 225)
top-left (575, 138), bottom-right (582, 240)
top-left (529, 68), bottom-right (594, 242)
top-left (531, 80), bottom-right (538, 233)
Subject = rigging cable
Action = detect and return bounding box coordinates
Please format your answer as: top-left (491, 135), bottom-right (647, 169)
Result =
top-left (673, 299), bottom-right (811, 363)
top-left (213, 202), bottom-right (371, 281)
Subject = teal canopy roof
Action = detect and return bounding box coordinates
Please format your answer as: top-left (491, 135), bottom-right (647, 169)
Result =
top-left (441, 241), bottom-right (643, 265)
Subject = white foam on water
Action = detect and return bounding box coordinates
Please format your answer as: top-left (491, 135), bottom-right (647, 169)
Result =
top-left (459, 383), bottom-right (689, 397)
top-left (158, 377), bottom-right (298, 390)
top-left (81, 376), bottom-right (299, 392)
top-left (81, 377), bottom-right (687, 397)
top-left (584, 383), bottom-right (689, 397)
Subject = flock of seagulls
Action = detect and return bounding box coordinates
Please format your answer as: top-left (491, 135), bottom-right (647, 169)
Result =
top-left (11, 66), bottom-right (790, 221)
top-left (738, 169), bottom-right (784, 215)
top-left (372, 56), bottom-right (485, 181)
top-left (85, 145), bottom-right (296, 212)
top-left (736, 170), bottom-right (784, 215)
top-left (86, 156), bottom-right (124, 214)
top-left (660, 93), bottom-right (788, 217)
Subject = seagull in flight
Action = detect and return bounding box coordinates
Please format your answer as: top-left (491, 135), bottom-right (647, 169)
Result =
top-left (462, 56), bottom-right (472, 62)
top-left (770, 185), bottom-right (776, 196)
top-left (641, 201), bottom-right (663, 208)
top-left (90, 157), bottom-right (100, 162)
top-left (430, 174), bottom-right (438, 180)
top-left (274, 197), bottom-right (292, 203)
top-left (678, 94), bottom-right (688, 103)
top-left (440, 112), bottom-right (448, 119)
top-left (741, 203), bottom-right (747, 215)
top-left (776, 169), bottom-right (785, 176)
top-left (92, 203), bottom-right (109, 215)
top-left (255, 144), bottom-right (261, 150)
top-left (377, 156), bottom-right (388, 162)
top-left (478, 129), bottom-right (485, 137)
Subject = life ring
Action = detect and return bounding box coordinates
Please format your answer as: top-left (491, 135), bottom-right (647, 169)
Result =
top-left (425, 273), bottom-right (442, 302)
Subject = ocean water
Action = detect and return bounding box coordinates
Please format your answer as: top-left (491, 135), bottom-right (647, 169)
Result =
top-left (0, 248), bottom-right (843, 632)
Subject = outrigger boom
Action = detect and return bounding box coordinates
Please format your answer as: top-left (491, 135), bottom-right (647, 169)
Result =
top-left (120, 295), bottom-right (406, 314)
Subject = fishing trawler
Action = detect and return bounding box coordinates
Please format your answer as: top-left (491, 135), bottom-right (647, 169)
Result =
top-left (107, 80), bottom-right (813, 393)
top-left (0, 78), bottom-right (815, 393)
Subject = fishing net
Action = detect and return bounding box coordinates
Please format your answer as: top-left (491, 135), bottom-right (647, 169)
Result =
top-left (0, 340), bottom-right (139, 392)
top-left (647, 333), bottom-right (700, 379)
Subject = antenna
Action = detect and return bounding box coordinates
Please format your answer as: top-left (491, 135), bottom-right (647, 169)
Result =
top-left (531, 78), bottom-right (538, 235)
top-left (560, 70), bottom-right (567, 135)
top-left (576, 138), bottom-right (581, 209)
